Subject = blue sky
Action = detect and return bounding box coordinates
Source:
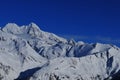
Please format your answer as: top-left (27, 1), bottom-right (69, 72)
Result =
top-left (0, 0), bottom-right (120, 46)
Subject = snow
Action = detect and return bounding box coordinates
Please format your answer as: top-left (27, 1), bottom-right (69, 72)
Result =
top-left (0, 23), bottom-right (120, 80)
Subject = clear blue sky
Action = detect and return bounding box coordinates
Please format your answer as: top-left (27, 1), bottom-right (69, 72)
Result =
top-left (0, 0), bottom-right (120, 46)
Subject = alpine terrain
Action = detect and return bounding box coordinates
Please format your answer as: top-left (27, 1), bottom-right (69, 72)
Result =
top-left (0, 23), bottom-right (120, 80)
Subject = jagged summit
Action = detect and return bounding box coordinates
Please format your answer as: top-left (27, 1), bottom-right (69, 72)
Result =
top-left (0, 23), bottom-right (120, 80)
top-left (29, 22), bottom-right (41, 30)
top-left (1, 23), bottom-right (66, 42)
top-left (2, 22), bottom-right (40, 34)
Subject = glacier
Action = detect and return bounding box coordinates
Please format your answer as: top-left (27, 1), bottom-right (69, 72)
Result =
top-left (0, 23), bottom-right (120, 80)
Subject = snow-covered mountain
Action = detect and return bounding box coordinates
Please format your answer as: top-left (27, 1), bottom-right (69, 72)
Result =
top-left (0, 23), bottom-right (120, 80)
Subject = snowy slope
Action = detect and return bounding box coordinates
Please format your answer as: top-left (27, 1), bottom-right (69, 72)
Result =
top-left (30, 46), bottom-right (120, 80)
top-left (0, 23), bottom-right (120, 80)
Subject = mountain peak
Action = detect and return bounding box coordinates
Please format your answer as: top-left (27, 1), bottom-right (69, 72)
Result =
top-left (27, 22), bottom-right (43, 38)
top-left (2, 23), bottom-right (20, 34)
top-left (29, 22), bottom-right (41, 30)
top-left (5, 23), bottom-right (18, 26)
top-left (4, 23), bottom-right (19, 29)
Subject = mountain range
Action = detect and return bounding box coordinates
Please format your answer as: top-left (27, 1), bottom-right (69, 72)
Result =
top-left (0, 23), bottom-right (120, 80)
